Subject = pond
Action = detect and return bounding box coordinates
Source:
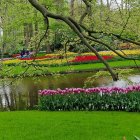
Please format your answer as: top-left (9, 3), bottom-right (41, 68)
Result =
top-left (0, 72), bottom-right (140, 110)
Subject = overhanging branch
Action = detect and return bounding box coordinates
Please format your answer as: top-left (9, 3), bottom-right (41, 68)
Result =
top-left (80, 24), bottom-right (140, 46)
top-left (28, 0), bottom-right (120, 81)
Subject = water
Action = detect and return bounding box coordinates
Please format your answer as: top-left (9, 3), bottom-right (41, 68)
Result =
top-left (107, 75), bottom-right (140, 87)
top-left (0, 72), bottom-right (140, 110)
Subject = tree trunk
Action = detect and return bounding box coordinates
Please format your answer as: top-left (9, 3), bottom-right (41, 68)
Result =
top-left (121, 0), bottom-right (124, 10)
top-left (24, 23), bottom-right (33, 48)
top-left (70, 0), bottom-right (75, 17)
top-left (106, 0), bottom-right (110, 9)
top-left (34, 10), bottom-right (38, 50)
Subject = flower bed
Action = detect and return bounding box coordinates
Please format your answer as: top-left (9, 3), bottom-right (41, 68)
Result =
top-left (19, 55), bottom-right (53, 60)
top-left (70, 55), bottom-right (113, 63)
top-left (99, 49), bottom-right (140, 56)
top-left (12, 54), bottom-right (20, 58)
top-left (3, 55), bottom-right (58, 64)
top-left (4, 49), bottom-right (140, 65)
top-left (39, 85), bottom-right (140, 111)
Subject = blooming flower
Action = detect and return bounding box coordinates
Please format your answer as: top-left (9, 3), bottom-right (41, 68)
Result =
top-left (39, 84), bottom-right (140, 96)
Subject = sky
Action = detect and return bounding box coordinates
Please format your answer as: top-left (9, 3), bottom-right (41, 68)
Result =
top-left (102, 0), bottom-right (123, 9)
top-left (103, 0), bottom-right (122, 5)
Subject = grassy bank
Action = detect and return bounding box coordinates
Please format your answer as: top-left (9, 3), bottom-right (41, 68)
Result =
top-left (1, 59), bottom-right (140, 77)
top-left (0, 111), bottom-right (139, 140)
top-left (49, 59), bottom-right (140, 72)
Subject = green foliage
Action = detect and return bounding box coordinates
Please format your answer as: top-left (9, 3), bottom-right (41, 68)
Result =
top-left (0, 63), bottom-right (49, 79)
top-left (0, 0), bottom-right (140, 59)
top-left (135, 136), bottom-right (140, 140)
top-left (39, 92), bottom-right (140, 111)
top-left (84, 69), bottom-right (134, 88)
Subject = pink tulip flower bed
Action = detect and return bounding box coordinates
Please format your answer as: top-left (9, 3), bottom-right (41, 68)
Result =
top-left (39, 84), bottom-right (140, 95)
top-left (39, 85), bottom-right (140, 111)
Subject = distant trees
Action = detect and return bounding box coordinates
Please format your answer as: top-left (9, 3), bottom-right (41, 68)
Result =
top-left (0, 0), bottom-right (140, 81)
top-left (27, 0), bottom-right (140, 81)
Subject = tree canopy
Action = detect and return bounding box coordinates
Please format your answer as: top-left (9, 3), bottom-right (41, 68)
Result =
top-left (0, 0), bottom-right (140, 81)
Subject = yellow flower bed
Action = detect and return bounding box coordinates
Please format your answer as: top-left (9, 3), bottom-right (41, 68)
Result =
top-left (99, 50), bottom-right (140, 56)
top-left (3, 59), bottom-right (32, 64)
top-left (3, 57), bottom-right (73, 65)
top-left (3, 49), bottom-right (140, 65)
top-left (38, 57), bottom-right (73, 65)
top-left (46, 52), bottom-right (77, 57)
top-left (82, 49), bottom-right (140, 56)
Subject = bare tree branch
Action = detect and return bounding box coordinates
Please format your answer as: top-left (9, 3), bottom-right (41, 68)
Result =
top-left (28, 0), bottom-right (119, 81)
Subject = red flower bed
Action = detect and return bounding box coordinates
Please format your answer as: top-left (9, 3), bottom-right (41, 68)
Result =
top-left (71, 55), bottom-right (113, 63)
top-left (12, 54), bottom-right (20, 58)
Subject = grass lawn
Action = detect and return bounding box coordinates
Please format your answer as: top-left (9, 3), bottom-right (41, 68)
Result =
top-left (49, 60), bottom-right (140, 72)
top-left (2, 59), bottom-right (140, 77)
top-left (0, 111), bottom-right (139, 140)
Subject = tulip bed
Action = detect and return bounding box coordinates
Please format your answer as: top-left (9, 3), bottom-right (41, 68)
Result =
top-left (39, 85), bottom-right (140, 111)
top-left (19, 55), bottom-right (54, 60)
top-left (4, 49), bottom-right (140, 66)
top-left (70, 55), bottom-right (113, 63)
top-left (4, 55), bottom-right (115, 66)
top-left (83, 49), bottom-right (140, 56)
top-left (2, 49), bottom-right (140, 78)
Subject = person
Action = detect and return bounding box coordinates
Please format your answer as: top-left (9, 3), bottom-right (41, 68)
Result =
top-left (20, 51), bottom-right (23, 58)
top-left (20, 49), bottom-right (26, 58)
top-left (26, 49), bottom-right (30, 58)
top-left (20, 48), bottom-right (31, 58)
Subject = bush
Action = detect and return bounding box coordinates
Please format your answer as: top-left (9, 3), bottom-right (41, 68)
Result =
top-left (0, 53), bottom-right (11, 58)
top-left (39, 88), bottom-right (140, 111)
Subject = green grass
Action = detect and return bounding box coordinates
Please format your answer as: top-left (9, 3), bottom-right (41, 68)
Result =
top-left (2, 59), bottom-right (140, 77)
top-left (0, 111), bottom-right (139, 140)
top-left (49, 60), bottom-right (140, 72)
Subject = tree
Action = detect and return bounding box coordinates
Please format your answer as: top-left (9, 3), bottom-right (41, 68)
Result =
top-left (70, 0), bottom-right (75, 17)
top-left (28, 0), bottom-right (140, 81)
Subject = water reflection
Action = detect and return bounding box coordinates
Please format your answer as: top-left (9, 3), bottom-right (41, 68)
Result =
top-left (0, 72), bottom-right (140, 110)
top-left (0, 73), bottom-right (93, 110)
top-left (107, 75), bottom-right (140, 87)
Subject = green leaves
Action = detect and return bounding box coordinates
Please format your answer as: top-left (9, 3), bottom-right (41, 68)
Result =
top-left (135, 136), bottom-right (140, 140)
top-left (39, 92), bottom-right (140, 111)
